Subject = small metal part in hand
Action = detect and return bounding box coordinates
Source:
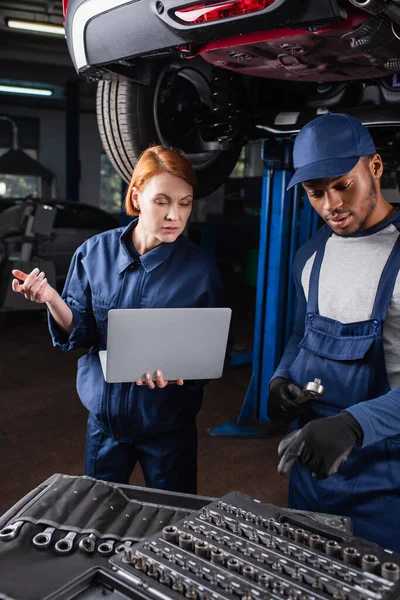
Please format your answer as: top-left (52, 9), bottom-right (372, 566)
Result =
top-left (0, 521), bottom-right (25, 541)
top-left (32, 526), bottom-right (56, 549)
top-left (303, 378), bottom-right (324, 400)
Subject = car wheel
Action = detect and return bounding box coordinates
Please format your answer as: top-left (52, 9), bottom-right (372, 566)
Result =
top-left (96, 62), bottom-right (243, 197)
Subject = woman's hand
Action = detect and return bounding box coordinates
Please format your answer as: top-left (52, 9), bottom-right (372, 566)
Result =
top-left (136, 370), bottom-right (184, 389)
top-left (11, 268), bottom-right (56, 304)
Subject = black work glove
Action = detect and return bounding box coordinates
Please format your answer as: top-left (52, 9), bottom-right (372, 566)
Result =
top-left (267, 376), bottom-right (309, 422)
top-left (277, 411), bottom-right (363, 479)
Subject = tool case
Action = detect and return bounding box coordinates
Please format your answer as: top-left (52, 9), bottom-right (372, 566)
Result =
top-left (0, 473), bottom-right (214, 600)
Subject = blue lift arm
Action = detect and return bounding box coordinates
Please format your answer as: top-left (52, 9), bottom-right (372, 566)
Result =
top-left (208, 139), bottom-right (319, 437)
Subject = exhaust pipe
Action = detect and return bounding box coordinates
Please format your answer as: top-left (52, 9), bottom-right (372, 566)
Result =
top-left (349, 0), bottom-right (400, 23)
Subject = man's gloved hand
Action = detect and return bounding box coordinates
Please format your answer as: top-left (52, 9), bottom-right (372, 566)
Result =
top-left (267, 377), bottom-right (309, 422)
top-left (277, 411), bottom-right (363, 479)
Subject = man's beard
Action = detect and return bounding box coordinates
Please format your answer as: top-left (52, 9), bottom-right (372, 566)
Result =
top-left (332, 176), bottom-right (377, 237)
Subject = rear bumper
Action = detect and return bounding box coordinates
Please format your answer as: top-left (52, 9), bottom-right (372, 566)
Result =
top-left (65, 0), bottom-right (344, 76)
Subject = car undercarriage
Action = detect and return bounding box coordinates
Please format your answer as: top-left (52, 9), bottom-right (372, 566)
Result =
top-left (64, 0), bottom-right (400, 194)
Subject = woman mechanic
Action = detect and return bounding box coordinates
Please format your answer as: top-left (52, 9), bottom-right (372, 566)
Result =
top-left (11, 146), bottom-right (226, 494)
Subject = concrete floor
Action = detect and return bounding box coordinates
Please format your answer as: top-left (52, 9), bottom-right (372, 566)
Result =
top-left (0, 295), bottom-right (289, 517)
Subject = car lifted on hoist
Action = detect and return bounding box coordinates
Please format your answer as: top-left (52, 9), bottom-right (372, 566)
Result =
top-left (63, 0), bottom-right (400, 196)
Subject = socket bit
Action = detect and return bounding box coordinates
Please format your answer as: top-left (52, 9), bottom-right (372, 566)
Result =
top-left (342, 547), bottom-right (358, 565)
top-left (243, 543), bottom-right (252, 556)
top-left (267, 535), bottom-right (276, 548)
top-left (159, 569), bottom-right (171, 587)
top-left (242, 565), bottom-right (255, 580)
top-left (281, 523), bottom-right (291, 537)
top-left (294, 529), bottom-right (305, 543)
top-left (121, 547), bottom-right (135, 564)
top-left (134, 555), bottom-right (147, 572)
top-left (291, 566), bottom-right (302, 582)
top-left (162, 526), bottom-right (178, 543)
top-left (312, 575), bottom-right (323, 591)
top-left (381, 562), bottom-right (400, 581)
top-left (227, 558), bottom-right (240, 572)
top-left (248, 528), bottom-right (259, 542)
top-left (234, 520), bottom-right (242, 535)
top-left (272, 582), bottom-right (285, 595)
top-left (303, 378), bottom-right (324, 400)
top-left (272, 559), bottom-right (283, 572)
top-left (194, 540), bottom-right (209, 558)
top-left (325, 540), bottom-right (340, 557)
top-left (185, 584), bottom-right (197, 600)
top-left (147, 561), bottom-right (159, 580)
top-left (200, 507), bottom-right (211, 521)
top-left (361, 554), bottom-right (380, 573)
top-left (210, 548), bottom-right (224, 564)
top-left (309, 534), bottom-right (321, 550)
top-left (172, 575), bottom-right (184, 593)
top-left (209, 570), bottom-right (218, 586)
top-left (179, 533), bottom-right (194, 551)
top-left (257, 573), bottom-right (271, 587)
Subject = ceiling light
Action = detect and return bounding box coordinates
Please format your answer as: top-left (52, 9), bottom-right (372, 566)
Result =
top-left (6, 19), bottom-right (65, 36)
top-left (0, 84), bottom-right (53, 97)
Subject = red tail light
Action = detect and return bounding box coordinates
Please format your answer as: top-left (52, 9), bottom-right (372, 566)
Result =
top-left (175, 0), bottom-right (276, 24)
top-left (62, 0), bottom-right (69, 20)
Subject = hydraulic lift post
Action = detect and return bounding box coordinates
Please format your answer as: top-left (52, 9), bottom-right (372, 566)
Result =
top-left (208, 139), bottom-right (319, 437)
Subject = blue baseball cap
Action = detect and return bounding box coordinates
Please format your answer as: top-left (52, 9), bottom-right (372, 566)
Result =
top-left (287, 113), bottom-right (376, 189)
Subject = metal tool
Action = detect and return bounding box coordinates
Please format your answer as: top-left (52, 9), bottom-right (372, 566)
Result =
top-left (303, 378), bottom-right (324, 400)
top-left (54, 531), bottom-right (77, 555)
top-left (115, 540), bottom-right (133, 554)
top-left (78, 533), bottom-right (97, 553)
top-left (0, 521), bottom-right (24, 541)
top-left (32, 526), bottom-right (56, 549)
top-left (108, 490), bottom-right (400, 600)
top-left (97, 539), bottom-right (115, 555)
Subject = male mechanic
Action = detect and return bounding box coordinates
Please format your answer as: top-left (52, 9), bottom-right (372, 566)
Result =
top-left (268, 113), bottom-right (400, 551)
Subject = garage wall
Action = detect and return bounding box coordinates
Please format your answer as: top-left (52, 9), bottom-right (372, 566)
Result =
top-left (2, 105), bottom-right (102, 207)
top-left (79, 113), bottom-right (102, 207)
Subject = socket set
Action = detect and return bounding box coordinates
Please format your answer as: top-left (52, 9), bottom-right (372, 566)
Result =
top-left (108, 491), bottom-right (400, 600)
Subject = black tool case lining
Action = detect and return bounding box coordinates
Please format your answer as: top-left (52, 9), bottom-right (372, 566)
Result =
top-left (0, 474), bottom-right (214, 600)
top-left (2, 474), bottom-right (213, 540)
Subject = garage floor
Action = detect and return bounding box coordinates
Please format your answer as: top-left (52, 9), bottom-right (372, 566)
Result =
top-left (0, 288), bottom-right (289, 517)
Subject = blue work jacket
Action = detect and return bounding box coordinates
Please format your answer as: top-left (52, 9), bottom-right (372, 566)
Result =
top-left (48, 219), bottom-right (226, 442)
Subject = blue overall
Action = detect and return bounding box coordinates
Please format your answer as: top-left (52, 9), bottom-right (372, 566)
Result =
top-left (48, 220), bottom-right (226, 493)
top-left (287, 222), bottom-right (400, 552)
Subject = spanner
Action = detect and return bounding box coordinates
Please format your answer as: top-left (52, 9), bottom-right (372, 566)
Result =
top-left (115, 540), bottom-right (133, 554)
top-left (0, 521), bottom-right (24, 541)
top-left (32, 526), bottom-right (56, 549)
top-left (78, 533), bottom-right (97, 553)
top-left (97, 539), bottom-right (115, 555)
top-left (55, 531), bottom-right (77, 555)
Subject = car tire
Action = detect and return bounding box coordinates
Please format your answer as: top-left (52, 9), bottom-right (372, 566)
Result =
top-left (96, 67), bottom-right (243, 198)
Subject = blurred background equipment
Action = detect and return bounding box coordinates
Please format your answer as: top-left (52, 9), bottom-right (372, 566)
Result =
top-left (0, 196), bottom-right (56, 318)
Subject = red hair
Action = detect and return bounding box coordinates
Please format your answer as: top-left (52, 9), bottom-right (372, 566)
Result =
top-left (125, 146), bottom-right (197, 216)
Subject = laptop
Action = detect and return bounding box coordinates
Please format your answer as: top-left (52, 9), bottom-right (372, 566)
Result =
top-left (99, 307), bottom-right (232, 383)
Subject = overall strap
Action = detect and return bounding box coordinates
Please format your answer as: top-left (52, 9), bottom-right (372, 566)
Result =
top-left (307, 225), bottom-right (331, 314)
top-left (371, 223), bottom-right (400, 321)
